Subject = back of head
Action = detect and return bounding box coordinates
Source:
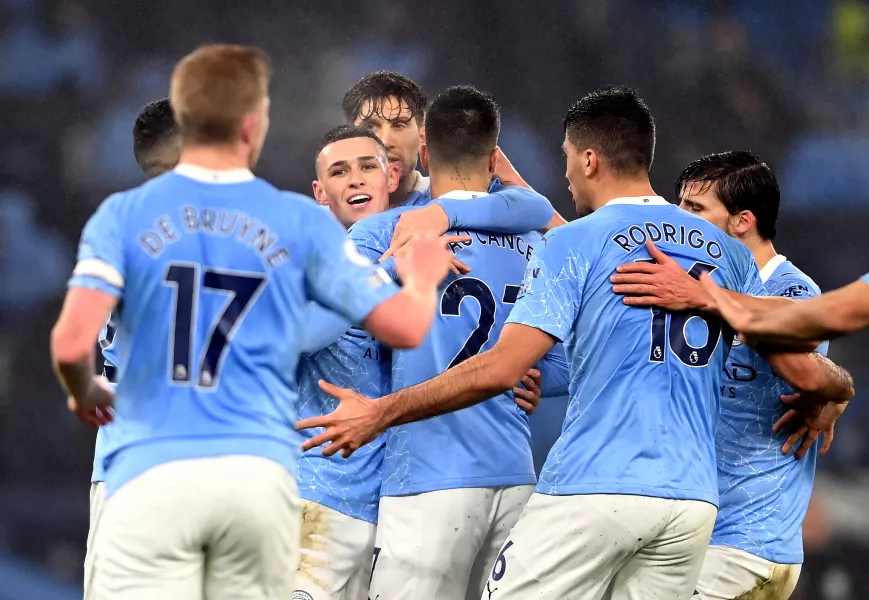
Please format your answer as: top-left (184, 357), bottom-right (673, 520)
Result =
top-left (133, 98), bottom-right (180, 178)
top-left (342, 71), bottom-right (427, 124)
top-left (170, 44), bottom-right (271, 146)
top-left (424, 85), bottom-right (500, 167)
top-left (563, 85), bottom-right (655, 176)
top-left (676, 151), bottom-right (780, 240)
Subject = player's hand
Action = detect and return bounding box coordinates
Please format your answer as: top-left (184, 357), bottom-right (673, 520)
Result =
top-left (513, 368), bottom-right (542, 415)
top-left (296, 381), bottom-right (387, 458)
top-left (773, 393), bottom-right (850, 459)
top-left (395, 234), bottom-right (462, 289)
top-left (493, 147), bottom-right (533, 190)
top-left (381, 205), bottom-right (451, 263)
top-left (611, 240), bottom-right (709, 311)
top-left (67, 376), bottom-right (115, 427)
top-left (388, 234), bottom-right (471, 276)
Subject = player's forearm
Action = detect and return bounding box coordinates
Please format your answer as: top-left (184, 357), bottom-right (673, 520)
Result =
top-left (380, 349), bottom-right (519, 428)
top-left (51, 329), bottom-right (98, 402)
top-left (364, 282), bottom-right (437, 349)
top-left (766, 352), bottom-right (854, 401)
top-left (754, 286), bottom-right (868, 342)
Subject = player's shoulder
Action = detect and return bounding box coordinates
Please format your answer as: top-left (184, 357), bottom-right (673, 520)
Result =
top-left (765, 258), bottom-right (821, 298)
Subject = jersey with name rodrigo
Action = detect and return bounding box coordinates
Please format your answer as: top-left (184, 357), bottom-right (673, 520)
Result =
top-left (507, 197), bottom-right (765, 505)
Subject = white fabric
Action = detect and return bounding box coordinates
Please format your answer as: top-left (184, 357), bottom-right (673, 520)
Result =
top-left (482, 492), bottom-right (717, 600)
top-left (370, 485), bottom-right (534, 600)
top-left (293, 500), bottom-right (377, 600)
top-left (87, 456), bottom-right (300, 600)
top-left (606, 196), bottom-right (669, 206)
top-left (438, 190), bottom-right (489, 200)
top-left (73, 258), bottom-right (125, 288)
top-left (411, 171), bottom-right (430, 194)
top-left (83, 481), bottom-right (106, 597)
top-left (693, 545), bottom-right (801, 600)
top-left (174, 163), bottom-right (255, 184)
top-left (759, 254), bottom-right (787, 284)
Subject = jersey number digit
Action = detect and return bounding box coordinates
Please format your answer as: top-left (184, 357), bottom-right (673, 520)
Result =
top-left (164, 263), bottom-right (266, 388)
top-left (440, 278), bottom-right (521, 369)
top-left (643, 260), bottom-right (722, 367)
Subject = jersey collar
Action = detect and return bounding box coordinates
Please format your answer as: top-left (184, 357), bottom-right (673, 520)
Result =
top-left (436, 190), bottom-right (488, 200)
top-left (412, 171), bottom-right (431, 193)
top-left (606, 196), bottom-right (669, 206)
top-left (174, 163), bottom-right (255, 184)
top-left (759, 254), bottom-right (787, 283)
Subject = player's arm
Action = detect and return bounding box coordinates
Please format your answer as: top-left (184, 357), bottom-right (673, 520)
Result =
top-left (53, 196), bottom-right (125, 423)
top-left (300, 302), bottom-right (353, 355)
top-left (301, 324), bottom-right (556, 456)
top-left (304, 208), bottom-right (449, 350)
top-left (533, 342), bottom-right (570, 397)
top-left (612, 240), bottom-right (796, 313)
top-left (702, 275), bottom-right (869, 347)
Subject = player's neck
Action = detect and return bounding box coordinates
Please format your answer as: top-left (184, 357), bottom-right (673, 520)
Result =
top-left (429, 170), bottom-right (490, 200)
top-left (592, 177), bottom-right (656, 212)
top-left (744, 237), bottom-right (779, 272)
top-left (178, 145), bottom-right (252, 172)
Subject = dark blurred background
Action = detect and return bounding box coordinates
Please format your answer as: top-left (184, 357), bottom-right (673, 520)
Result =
top-left (1, 0), bottom-right (868, 597)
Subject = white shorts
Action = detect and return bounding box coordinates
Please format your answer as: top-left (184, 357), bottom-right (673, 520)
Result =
top-left (83, 481), bottom-right (106, 597)
top-left (693, 545), bottom-right (801, 600)
top-left (482, 492), bottom-right (717, 600)
top-left (293, 500), bottom-right (377, 600)
top-left (87, 455), bottom-right (301, 600)
top-left (369, 485), bottom-right (534, 600)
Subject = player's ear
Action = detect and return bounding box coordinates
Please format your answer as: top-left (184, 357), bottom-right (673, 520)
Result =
top-left (387, 161), bottom-right (400, 193)
top-left (487, 147), bottom-right (498, 175)
top-left (734, 210), bottom-right (755, 236)
top-left (311, 180), bottom-right (329, 206)
top-left (585, 149), bottom-right (598, 177)
top-left (420, 142), bottom-right (430, 170)
top-left (240, 112), bottom-right (257, 146)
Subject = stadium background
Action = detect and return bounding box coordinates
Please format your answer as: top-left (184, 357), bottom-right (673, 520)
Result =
top-left (1, 0), bottom-right (868, 597)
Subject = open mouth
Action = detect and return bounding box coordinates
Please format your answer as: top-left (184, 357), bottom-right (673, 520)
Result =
top-left (347, 194), bottom-right (372, 206)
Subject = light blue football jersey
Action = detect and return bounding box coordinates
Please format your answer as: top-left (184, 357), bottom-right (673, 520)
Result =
top-left (295, 182), bottom-right (560, 521)
top-left (862, 273), bottom-right (869, 285)
top-left (712, 257), bottom-right (825, 563)
top-left (70, 167), bottom-right (399, 496)
top-left (347, 191), bottom-right (567, 497)
top-left (507, 196), bottom-right (766, 506)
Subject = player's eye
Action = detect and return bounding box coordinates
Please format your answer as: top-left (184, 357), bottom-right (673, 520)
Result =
top-left (330, 169), bottom-right (347, 176)
top-left (392, 122), bottom-right (407, 130)
top-left (364, 123), bottom-right (379, 131)
top-left (361, 163), bottom-right (377, 171)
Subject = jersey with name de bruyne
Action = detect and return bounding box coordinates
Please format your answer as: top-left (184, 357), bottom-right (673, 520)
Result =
top-left (507, 197), bottom-right (766, 506)
top-left (68, 170), bottom-right (399, 496)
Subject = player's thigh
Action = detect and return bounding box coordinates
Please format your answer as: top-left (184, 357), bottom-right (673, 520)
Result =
top-left (83, 481), bottom-right (106, 597)
top-left (610, 499), bottom-right (717, 600)
top-left (467, 485), bottom-right (534, 600)
top-left (370, 489), bottom-right (493, 600)
top-left (693, 545), bottom-right (801, 600)
top-left (89, 462), bottom-right (210, 600)
top-left (293, 500), bottom-right (377, 600)
top-left (482, 493), bottom-right (656, 600)
top-left (203, 456), bottom-right (301, 600)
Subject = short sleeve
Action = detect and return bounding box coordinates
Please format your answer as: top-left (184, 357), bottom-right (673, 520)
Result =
top-left (304, 207), bottom-right (400, 325)
top-left (349, 216), bottom-right (399, 281)
top-left (506, 227), bottom-right (586, 342)
top-left (68, 194), bottom-right (126, 298)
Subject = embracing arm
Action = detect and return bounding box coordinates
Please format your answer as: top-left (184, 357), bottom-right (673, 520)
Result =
top-left (764, 350), bottom-right (854, 401)
top-left (380, 324), bottom-right (556, 427)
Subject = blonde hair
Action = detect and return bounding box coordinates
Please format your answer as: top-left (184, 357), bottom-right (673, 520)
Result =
top-left (170, 44), bottom-right (271, 145)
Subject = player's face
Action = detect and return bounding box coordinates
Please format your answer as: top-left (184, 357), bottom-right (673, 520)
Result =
top-left (353, 97), bottom-right (420, 188)
top-left (563, 136), bottom-right (593, 216)
top-left (313, 137), bottom-right (398, 228)
top-left (679, 181), bottom-right (737, 235)
top-left (248, 96), bottom-right (271, 169)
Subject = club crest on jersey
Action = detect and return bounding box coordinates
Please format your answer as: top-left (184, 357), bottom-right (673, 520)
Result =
top-left (292, 592), bottom-right (314, 600)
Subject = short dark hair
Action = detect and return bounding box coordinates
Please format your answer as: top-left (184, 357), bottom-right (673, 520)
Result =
top-left (563, 86), bottom-right (656, 176)
top-left (342, 71), bottom-right (427, 124)
top-left (424, 85), bottom-right (500, 166)
top-left (132, 99), bottom-right (179, 177)
top-left (676, 151), bottom-right (780, 240)
top-left (315, 124), bottom-right (387, 165)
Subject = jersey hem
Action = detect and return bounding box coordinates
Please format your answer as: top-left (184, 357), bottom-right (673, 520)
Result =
top-left (535, 483), bottom-right (718, 507)
top-left (298, 490), bottom-right (378, 524)
top-left (380, 473), bottom-right (537, 497)
top-left (708, 542), bottom-right (803, 565)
